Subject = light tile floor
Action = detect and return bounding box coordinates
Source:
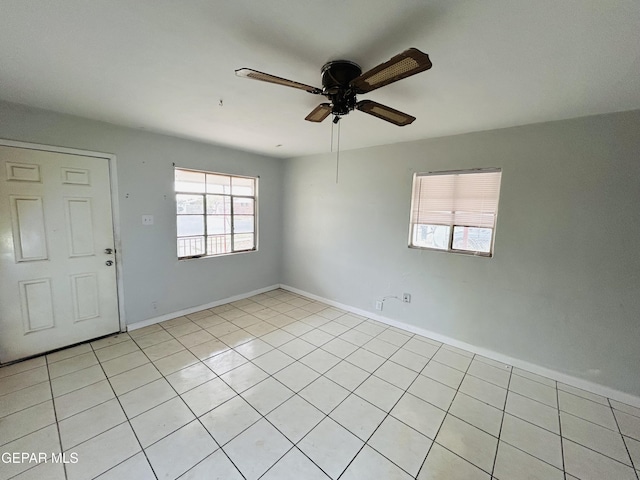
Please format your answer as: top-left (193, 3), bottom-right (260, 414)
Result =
top-left (1, 288), bottom-right (640, 480)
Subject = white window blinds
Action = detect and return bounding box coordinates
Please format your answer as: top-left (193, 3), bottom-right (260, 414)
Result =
top-left (410, 169), bottom-right (502, 229)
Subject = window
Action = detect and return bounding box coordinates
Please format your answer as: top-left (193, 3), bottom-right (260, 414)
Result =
top-left (409, 168), bottom-right (502, 256)
top-left (175, 168), bottom-right (257, 259)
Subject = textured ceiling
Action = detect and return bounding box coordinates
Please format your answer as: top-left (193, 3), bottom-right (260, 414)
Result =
top-left (1, 0), bottom-right (639, 158)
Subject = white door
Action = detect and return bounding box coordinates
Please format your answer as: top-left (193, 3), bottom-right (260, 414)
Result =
top-left (0, 145), bottom-right (120, 363)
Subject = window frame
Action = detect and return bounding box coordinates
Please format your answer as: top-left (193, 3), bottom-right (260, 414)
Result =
top-left (408, 168), bottom-right (502, 257)
top-left (175, 167), bottom-right (258, 260)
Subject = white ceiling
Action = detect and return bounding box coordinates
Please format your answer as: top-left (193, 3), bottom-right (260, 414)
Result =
top-left (1, 0), bottom-right (639, 158)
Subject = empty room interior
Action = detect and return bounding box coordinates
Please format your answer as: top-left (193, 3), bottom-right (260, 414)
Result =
top-left (1, 1), bottom-right (640, 479)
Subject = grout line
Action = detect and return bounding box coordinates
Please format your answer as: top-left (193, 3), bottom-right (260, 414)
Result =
top-left (489, 358), bottom-right (513, 478)
top-left (45, 354), bottom-right (68, 480)
top-left (89, 342), bottom-right (161, 480)
top-left (608, 398), bottom-right (640, 480)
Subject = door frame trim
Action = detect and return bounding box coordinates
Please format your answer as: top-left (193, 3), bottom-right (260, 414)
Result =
top-left (0, 138), bottom-right (126, 333)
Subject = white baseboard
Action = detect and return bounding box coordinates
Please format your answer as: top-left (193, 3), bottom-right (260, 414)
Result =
top-left (280, 284), bottom-right (640, 409)
top-left (127, 284), bottom-right (281, 332)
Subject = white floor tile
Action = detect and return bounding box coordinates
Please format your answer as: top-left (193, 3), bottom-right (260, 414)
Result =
top-left (65, 423), bottom-right (141, 480)
top-left (466, 360), bottom-right (511, 389)
top-left (505, 390), bottom-right (560, 434)
top-left (53, 380), bottom-right (115, 420)
top-left (374, 360), bottom-right (418, 390)
top-left (252, 349), bottom-right (295, 374)
top-left (145, 420), bottom-right (217, 480)
top-left (223, 418), bottom-right (292, 480)
top-left (408, 374), bottom-right (457, 411)
top-left (342, 445), bottom-right (412, 480)
top-left (321, 338), bottom-right (358, 359)
top-left (180, 449), bottom-right (243, 480)
top-left (58, 398), bottom-right (126, 449)
top-left (95, 452), bottom-right (156, 480)
top-left (200, 395), bottom-right (260, 446)
top-left (302, 328), bottom-right (335, 346)
top-left (390, 393), bottom-right (446, 440)
top-left (241, 377), bottom-right (294, 415)
top-left (563, 438), bottom-right (637, 480)
top-left (369, 415), bottom-right (432, 476)
top-left (109, 363), bottom-right (161, 396)
top-left (166, 362), bottom-right (216, 394)
top-left (418, 443), bottom-right (490, 480)
top-left (362, 337), bottom-right (399, 358)
top-left (234, 338), bottom-right (273, 360)
top-left (558, 390), bottom-right (617, 430)
top-left (267, 395), bottom-right (325, 443)
top-left (101, 351), bottom-right (149, 378)
top-left (132, 330), bottom-right (173, 349)
top-left (0, 381), bottom-right (51, 418)
top-left (273, 362), bottom-right (320, 392)
top-left (0, 400), bottom-right (55, 446)
top-left (153, 349), bottom-right (199, 376)
top-left (298, 417), bottom-right (364, 479)
top-left (431, 349), bottom-right (471, 372)
top-left (203, 350), bottom-right (248, 375)
top-left (354, 375), bottom-right (404, 412)
top-left (51, 365), bottom-right (105, 397)
top-left (299, 376), bottom-right (349, 414)
top-left (220, 362), bottom-right (268, 393)
top-left (278, 338), bottom-right (317, 359)
top-left (501, 413), bottom-right (563, 468)
top-left (180, 378), bottom-right (236, 417)
top-left (330, 393), bottom-right (386, 441)
top-left (422, 360), bottom-right (465, 389)
top-left (142, 339), bottom-right (186, 362)
top-left (493, 441), bottom-right (564, 480)
top-left (0, 425), bottom-right (61, 479)
top-left (12, 461), bottom-right (66, 480)
top-left (324, 361), bottom-right (369, 391)
top-left (188, 339), bottom-right (229, 361)
top-left (118, 378), bottom-right (176, 418)
top-left (615, 409), bottom-right (640, 441)
top-left (459, 374), bottom-right (507, 410)
top-left (0, 357), bottom-right (45, 379)
top-left (345, 348), bottom-right (386, 373)
top-left (561, 411), bottom-right (631, 465)
top-left (449, 391), bottom-right (503, 436)
top-left (48, 352), bottom-right (98, 379)
top-left (510, 374), bottom-right (558, 408)
top-left (299, 348), bottom-right (340, 374)
top-left (129, 396), bottom-right (195, 448)
top-left (435, 414), bottom-right (498, 473)
top-left (261, 447), bottom-right (330, 480)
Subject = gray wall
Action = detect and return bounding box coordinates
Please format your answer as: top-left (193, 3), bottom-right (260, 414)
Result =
top-left (281, 110), bottom-right (640, 396)
top-left (0, 101), bottom-right (283, 325)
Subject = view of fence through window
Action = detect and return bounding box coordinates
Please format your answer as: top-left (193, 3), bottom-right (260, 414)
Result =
top-left (175, 168), bottom-right (257, 258)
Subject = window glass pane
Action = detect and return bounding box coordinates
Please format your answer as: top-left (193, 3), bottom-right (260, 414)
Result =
top-left (206, 174), bottom-right (231, 194)
top-left (207, 195), bottom-right (231, 215)
top-left (452, 226), bottom-right (492, 253)
top-left (233, 215), bottom-right (254, 233)
top-left (176, 194), bottom-right (204, 214)
top-left (177, 236), bottom-right (205, 257)
top-left (207, 235), bottom-right (232, 255)
top-left (233, 197), bottom-right (254, 215)
top-left (232, 176), bottom-right (255, 196)
top-left (234, 233), bottom-right (255, 251)
top-left (175, 169), bottom-right (206, 193)
top-left (177, 215), bottom-right (204, 236)
top-left (207, 215), bottom-right (232, 235)
top-left (412, 224), bottom-right (450, 250)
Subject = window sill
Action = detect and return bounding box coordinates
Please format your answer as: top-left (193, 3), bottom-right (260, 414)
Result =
top-left (178, 248), bottom-right (258, 261)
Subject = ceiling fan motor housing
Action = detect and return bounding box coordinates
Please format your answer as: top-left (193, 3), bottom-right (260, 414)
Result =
top-left (321, 61), bottom-right (361, 116)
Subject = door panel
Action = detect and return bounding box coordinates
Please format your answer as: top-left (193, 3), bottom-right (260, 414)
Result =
top-left (0, 145), bottom-right (120, 362)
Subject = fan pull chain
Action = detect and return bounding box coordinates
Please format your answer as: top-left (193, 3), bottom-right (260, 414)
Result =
top-left (335, 118), bottom-right (341, 184)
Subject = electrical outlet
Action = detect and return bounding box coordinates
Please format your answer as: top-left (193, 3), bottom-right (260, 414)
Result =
top-left (402, 293), bottom-right (411, 303)
top-left (142, 214), bottom-right (154, 225)
top-left (375, 300), bottom-right (383, 311)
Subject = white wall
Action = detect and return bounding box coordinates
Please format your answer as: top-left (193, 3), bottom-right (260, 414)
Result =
top-left (282, 110), bottom-right (640, 397)
top-left (0, 101), bottom-right (283, 325)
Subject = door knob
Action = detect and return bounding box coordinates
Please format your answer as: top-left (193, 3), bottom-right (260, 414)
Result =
top-left (105, 260), bottom-right (113, 266)
top-left (104, 248), bottom-right (113, 254)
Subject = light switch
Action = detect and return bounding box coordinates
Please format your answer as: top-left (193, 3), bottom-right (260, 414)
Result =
top-left (142, 215), bottom-right (154, 225)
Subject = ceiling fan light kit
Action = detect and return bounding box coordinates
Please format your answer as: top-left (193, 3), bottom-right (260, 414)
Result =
top-left (235, 47), bottom-right (432, 126)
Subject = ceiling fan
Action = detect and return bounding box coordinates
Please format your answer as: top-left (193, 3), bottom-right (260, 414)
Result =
top-left (235, 48), bottom-right (432, 126)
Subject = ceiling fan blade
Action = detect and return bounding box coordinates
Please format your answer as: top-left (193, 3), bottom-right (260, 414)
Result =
top-left (350, 48), bottom-right (432, 93)
top-left (305, 103), bottom-right (332, 123)
top-left (235, 68), bottom-right (321, 94)
top-left (356, 100), bottom-right (416, 126)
